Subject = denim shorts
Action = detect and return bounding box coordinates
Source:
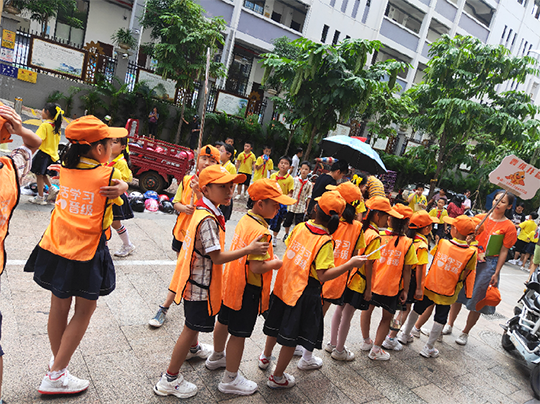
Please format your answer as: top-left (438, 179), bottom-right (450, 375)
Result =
top-left (456, 256), bottom-right (498, 315)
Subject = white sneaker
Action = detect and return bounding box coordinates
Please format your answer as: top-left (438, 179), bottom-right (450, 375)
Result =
top-left (218, 373), bottom-right (257, 395)
top-left (186, 343), bottom-right (212, 360)
top-left (29, 195), bottom-right (47, 205)
top-left (455, 332), bottom-right (469, 346)
top-left (324, 342), bottom-right (336, 353)
top-left (442, 324), bottom-right (452, 335)
top-left (153, 374), bottom-right (197, 398)
top-left (382, 336), bottom-right (403, 351)
top-left (410, 327), bottom-right (421, 338)
top-left (359, 339), bottom-right (373, 351)
top-left (205, 354), bottom-right (226, 370)
top-left (518, 261), bottom-right (523, 267)
top-left (258, 353), bottom-right (271, 370)
top-left (368, 347), bottom-right (390, 361)
top-left (420, 327), bottom-right (430, 336)
top-left (38, 371), bottom-right (90, 395)
top-left (397, 332), bottom-right (414, 345)
top-left (267, 373), bottom-right (295, 389)
top-left (508, 259), bottom-right (518, 265)
top-left (419, 345), bottom-right (440, 358)
top-left (297, 355), bottom-right (323, 370)
top-left (293, 346), bottom-right (304, 356)
top-left (420, 328), bottom-right (443, 342)
top-left (114, 244), bottom-right (136, 257)
top-left (272, 238), bottom-right (277, 247)
top-left (331, 347), bottom-right (355, 361)
top-left (46, 186), bottom-right (59, 202)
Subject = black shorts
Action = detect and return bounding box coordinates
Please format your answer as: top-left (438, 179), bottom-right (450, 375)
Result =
top-left (370, 292), bottom-right (400, 314)
top-left (283, 212), bottom-right (305, 229)
top-left (31, 150), bottom-right (57, 176)
top-left (525, 242), bottom-right (536, 255)
top-left (269, 204), bottom-right (287, 233)
top-left (112, 193), bottom-right (134, 221)
top-left (433, 224), bottom-right (445, 238)
top-left (239, 173), bottom-right (251, 187)
top-left (413, 296), bottom-right (450, 324)
top-left (218, 284), bottom-right (261, 338)
top-left (342, 287), bottom-right (369, 310)
top-left (220, 200), bottom-right (233, 222)
top-left (515, 239), bottom-right (529, 254)
top-left (184, 300), bottom-right (216, 332)
top-left (172, 237), bottom-right (183, 253)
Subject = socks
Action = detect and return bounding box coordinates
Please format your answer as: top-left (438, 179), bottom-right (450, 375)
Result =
top-left (190, 343), bottom-right (200, 353)
top-left (272, 374), bottom-right (284, 382)
top-left (302, 348), bottom-right (312, 361)
top-left (165, 370), bottom-right (179, 382)
top-left (48, 368), bottom-right (67, 379)
top-left (222, 370), bottom-right (237, 383)
top-left (116, 225), bottom-right (131, 246)
top-left (401, 310), bottom-right (420, 337)
top-left (209, 350), bottom-right (224, 361)
top-left (427, 322), bottom-right (444, 348)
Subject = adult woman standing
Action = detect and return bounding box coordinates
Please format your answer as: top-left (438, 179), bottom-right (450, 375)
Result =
top-left (148, 107), bottom-right (159, 137)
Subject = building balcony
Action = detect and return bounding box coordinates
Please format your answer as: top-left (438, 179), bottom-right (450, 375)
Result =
top-left (380, 17), bottom-right (420, 52)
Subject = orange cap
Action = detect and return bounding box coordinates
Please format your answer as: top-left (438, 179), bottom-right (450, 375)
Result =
top-left (318, 191), bottom-right (346, 216)
top-left (393, 204), bottom-right (414, 219)
top-left (443, 215), bottom-right (476, 236)
top-left (326, 182), bottom-right (362, 204)
top-left (365, 196), bottom-right (403, 219)
top-left (409, 210), bottom-right (439, 229)
top-left (65, 115), bottom-right (127, 145)
top-left (475, 285), bottom-right (501, 310)
top-left (199, 165), bottom-right (246, 188)
top-left (199, 144), bottom-right (220, 163)
top-left (472, 214), bottom-right (485, 234)
top-left (248, 178), bottom-right (297, 205)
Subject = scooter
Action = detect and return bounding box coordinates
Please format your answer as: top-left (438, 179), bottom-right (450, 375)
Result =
top-left (501, 269), bottom-right (540, 397)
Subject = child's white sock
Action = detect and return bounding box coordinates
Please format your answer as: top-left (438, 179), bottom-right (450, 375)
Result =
top-left (372, 344), bottom-right (381, 351)
top-left (209, 350), bottom-right (224, 361)
top-left (222, 370), bottom-right (237, 383)
top-left (116, 225), bottom-right (131, 246)
top-left (48, 368), bottom-right (67, 380)
top-left (302, 349), bottom-right (312, 360)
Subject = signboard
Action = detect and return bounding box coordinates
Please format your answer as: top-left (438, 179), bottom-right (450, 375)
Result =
top-left (489, 155), bottom-right (540, 200)
top-left (138, 69), bottom-right (177, 102)
top-left (327, 124), bottom-right (351, 137)
top-left (29, 37), bottom-right (86, 79)
top-left (0, 63), bottom-right (17, 78)
top-left (17, 68), bottom-right (37, 84)
top-left (1, 29), bottom-right (15, 49)
top-left (214, 91), bottom-right (248, 117)
top-left (0, 48), bottom-right (13, 63)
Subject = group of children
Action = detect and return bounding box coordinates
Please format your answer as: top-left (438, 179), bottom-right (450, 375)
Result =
top-left (0, 110), bottom-right (518, 400)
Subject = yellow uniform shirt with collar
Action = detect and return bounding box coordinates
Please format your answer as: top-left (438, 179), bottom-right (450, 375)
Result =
top-left (414, 234), bottom-right (429, 266)
top-left (237, 151), bottom-right (256, 174)
top-left (426, 238), bottom-right (476, 305)
top-left (270, 172), bottom-right (294, 195)
top-left (518, 219), bottom-right (538, 243)
top-left (223, 160), bottom-right (237, 175)
top-left (245, 210), bottom-right (272, 286)
top-left (409, 194), bottom-right (427, 211)
top-left (429, 208), bottom-right (448, 224)
top-left (347, 222), bottom-right (381, 293)
top-left (36, 120), bottom-right (60, 161)
top-left (253, 156), bottom-right (273, 181)
top-left (108, 154), bottom-right (133, 182)
top-left (78, 158), bottom-right (123, 230)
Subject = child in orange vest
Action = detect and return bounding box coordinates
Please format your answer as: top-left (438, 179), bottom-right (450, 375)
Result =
top-left (260, 191), bottom-right (367, 389)
top-left (399, 215), bottom-right (477, 358)
top-left (153, 165), bottom-right (270, 399)
top-left (360, 204), bottom-right (417, 360)
top-left (148, 145), bottom-right (220, 329)
top-left (328, 196), bottom-right (401, 361)
top-left (24, 116), bottom-right (129, 394)
top-left (382, 210), bottom-right (438, 351)
top-left (205, 178), bottom-right (295, 395)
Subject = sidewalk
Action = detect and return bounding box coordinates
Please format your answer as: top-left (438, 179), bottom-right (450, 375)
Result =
top-left (2, 197), bottom-right (539, 404)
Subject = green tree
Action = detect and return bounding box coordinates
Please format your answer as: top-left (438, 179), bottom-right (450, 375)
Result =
top-left (406, 34), bottom-right (540, 193)
top-left (261, 37), bottom-right (407, 159)
top-left (141, 0), bottom-right (226, 144)
top-left (12, 0), bottom-right (82, 36)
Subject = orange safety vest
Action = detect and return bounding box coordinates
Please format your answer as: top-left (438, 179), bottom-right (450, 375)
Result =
top-left (412, 235), bottom-right (428, 291)
top-left (347, 226), bottom-right (380, 293)
top-left (222, 212), bottom-right (274, 313)
top-left (322, 220), bottom-right (363, 300)
top-left (424, 239), bottom-right (476, 300)
top-left (39, 165), bottom-right (113, 261)
top-left (0, 156), bottom-right (20, 274)
top-left (273, 222), bottom-right (333, 306)
top-left (172, 175), bottom-right (197, 242)
top-left (168, 207), bottom-right (225, 316)
top-left (371, 233), bottom-right (414, 296)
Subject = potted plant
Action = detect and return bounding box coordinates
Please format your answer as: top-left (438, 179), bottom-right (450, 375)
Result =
top-left (4, 0), bottom-right (21, 15)
top-left (111, 27), bottom-right (136, 50)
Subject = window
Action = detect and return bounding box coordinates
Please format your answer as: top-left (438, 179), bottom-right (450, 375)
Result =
top-left (330, 0), bottom-right (336, 6)
top-left (291, 20), bottom-right (301, 31)
top-left (55, 0), bottom-right (89, 47)
top-left (505, 29), bottom-right (513, 48)
top-left (271, 12), bottom-right (282, 23)
top-left (528, 44), bottom-right (533, 55)
top-left (341, 0), bottom-right (349, 13)
top-left (345, 35), bottom-right (351, 39)
top-left (351, 0), bottom-right (361, 19)
top-left (500, 25), bottom-right (507, 44)
top-left (510, 33), bottom-right (517, 51)
top-left (332, 30), bottom-right (341, 45)
top-left (362, 0), bottom-right (371, 23)
top-left (522, 41), bottom-right (528, 56)
top-left (321, 25), bottom-right (329, 43)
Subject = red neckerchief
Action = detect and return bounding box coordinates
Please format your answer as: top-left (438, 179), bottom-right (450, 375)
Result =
top-left (306, 221), bottom-right (329, 235)
top-left (384, 229), bottom-right (397, 236)
top-left (449, 239), bottom-right (469, 248)
top-left (260, 155), bottom-right (267, 171)
top-left (196, 198), bottom-right (225, 231)
top-left (243, 152), bottom-right (253, 162)
top-left (368, 224), bottom-right (378, 232)
top-left (295, 177), bottom-right (308, 205)
top-left (414, 235), bottom-right (426, 243)
top-left (105, 155), bottom-right (125, 167)
top-left (276, 173), bottom-right (290, 181)
top-left (436, 209), bottom-right (442, 219)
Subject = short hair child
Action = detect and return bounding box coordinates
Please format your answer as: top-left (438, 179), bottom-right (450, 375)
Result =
top-left (235, 141), bottom-right (256, 199)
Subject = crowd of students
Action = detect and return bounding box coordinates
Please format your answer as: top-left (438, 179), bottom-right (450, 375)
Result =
top-left (0, 115), bottom-right (519, 401)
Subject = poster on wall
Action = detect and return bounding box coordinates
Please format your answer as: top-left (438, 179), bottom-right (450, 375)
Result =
top-left (0, 48), bottom-right (13, 63)
top-left (2, 29), bottom-right (15, 49)
top-left (17, 68), bottom-right (37, 84)
top-left (29, 38), bottom-right (86, 79)
top-left (327, 124), bottom-right (351, 137)
top-left (214, 91), bottom-right (249, 117)
top-left (138, 69), bottom-right (177, 102)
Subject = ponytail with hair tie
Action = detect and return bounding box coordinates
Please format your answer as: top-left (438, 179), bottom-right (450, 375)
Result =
top-left (54, 106), bottom-right (64, 121)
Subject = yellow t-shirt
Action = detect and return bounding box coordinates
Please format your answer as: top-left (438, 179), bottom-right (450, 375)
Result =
top-left (37, 120), bottom-right (60, 161)
top-left (253, 156), bottom-right (273, 182)
top-left (108, 154), bottom-right (133, 182)
top-left (413, 234), bottom-right (429, 266)
top-left (409, 193), bottom-right (427, 211)
top-left (223, 160), bottom-right (237, 175)
top-left (429, 208), bottom-right (448, 224)
top-left (518, 219), bottom-right (537, 243)
top-left (347, 223), bottom-right (381, 293)
top-left (270, 172), bottom-right (294, 195)
top-left (237, 151), bottom-right (256, 174)
top-left (78, 158), bottom-right (123, 230)
top-left (403, 241), bottom-right (419, 265)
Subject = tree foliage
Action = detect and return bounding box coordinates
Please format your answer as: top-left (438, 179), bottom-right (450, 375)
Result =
top-left (140, 0), bottom-right (226, 144)
top-left (12, 0), bottom-right (82, 35)
top-left (261, 37), bottom-right (408, 159)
